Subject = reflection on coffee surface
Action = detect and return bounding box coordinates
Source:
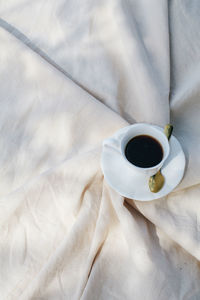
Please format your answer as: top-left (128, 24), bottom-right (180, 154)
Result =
top-left (125, 135), bottom-right (163, 168)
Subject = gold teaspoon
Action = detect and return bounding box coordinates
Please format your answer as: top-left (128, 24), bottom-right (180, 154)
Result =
top-left (148, 124), bottom-right (173, 193)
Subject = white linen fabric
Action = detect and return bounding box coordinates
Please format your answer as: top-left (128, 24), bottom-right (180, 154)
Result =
top-left (0, 1), bottom-right (200, 299)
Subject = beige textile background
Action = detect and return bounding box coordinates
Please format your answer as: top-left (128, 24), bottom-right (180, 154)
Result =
top-left (0, 0), bottom-right (200, 299)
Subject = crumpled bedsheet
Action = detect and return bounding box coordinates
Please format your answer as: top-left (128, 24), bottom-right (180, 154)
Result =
top-left (0, 1), bottom-right (200, 299)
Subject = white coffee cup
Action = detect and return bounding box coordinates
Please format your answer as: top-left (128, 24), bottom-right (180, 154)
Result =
top-left (104, 123), bottom-right (170, 176)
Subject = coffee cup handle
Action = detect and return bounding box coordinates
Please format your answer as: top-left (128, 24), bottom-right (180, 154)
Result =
top-left (103, 137), bottom-right (121, 154)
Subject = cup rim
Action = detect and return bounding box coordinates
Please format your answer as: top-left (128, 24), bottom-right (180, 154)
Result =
top-left (121, 123), bottom-right (170, 171)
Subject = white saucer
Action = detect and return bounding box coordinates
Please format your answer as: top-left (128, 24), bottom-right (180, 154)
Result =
top-left (101, 125), bottom-right (186, 201)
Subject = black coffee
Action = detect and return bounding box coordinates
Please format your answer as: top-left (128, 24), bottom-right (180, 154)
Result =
top-left (125, 135), bottom-right (163, 168)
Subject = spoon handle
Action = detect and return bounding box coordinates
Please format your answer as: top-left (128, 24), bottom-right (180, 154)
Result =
top-left (164, 124), bottom-right (173, 140)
